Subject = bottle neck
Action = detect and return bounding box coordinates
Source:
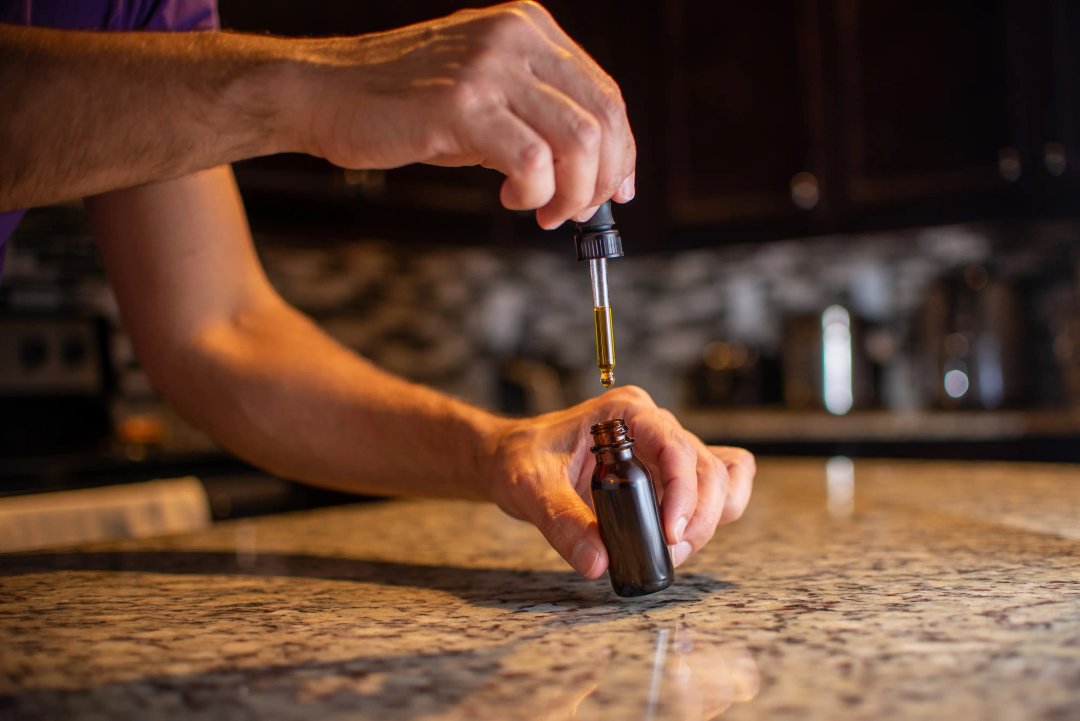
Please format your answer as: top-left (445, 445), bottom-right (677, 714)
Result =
top-left (590, 418), bottom-right (636, 458)
top-left (594, 446), bottom-right (635, 464)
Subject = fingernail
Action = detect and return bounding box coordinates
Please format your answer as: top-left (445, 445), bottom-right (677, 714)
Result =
top-left (537, 211), bottom-right (562, 231)
top-left (670, 541), bottom-right (693, 568)
top-left (571, 539), bottom-right (602, 577)
top-left (673, 516), bottom-right (688, 543)
top-left (619, 174), bottom-right (635, 201)
top-left (574, 205), bottom-right (600, 223)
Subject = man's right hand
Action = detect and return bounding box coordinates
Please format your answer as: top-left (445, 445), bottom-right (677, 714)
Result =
top-left (1, 2), bottom-right (633, 222)
top-left (279, 1), bottom-right (637, 229)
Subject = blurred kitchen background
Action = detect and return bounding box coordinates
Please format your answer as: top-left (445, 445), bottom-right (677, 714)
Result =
top-left (3, 0), bottom-right (1080, 517)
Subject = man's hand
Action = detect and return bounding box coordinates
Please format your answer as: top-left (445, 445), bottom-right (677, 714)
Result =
top-left (281, 1), bottom-right (636, 229)
top-left (90, 169), bottom-right (748, 577)
top-left (486, 386), bottom-right (755, 578)
top-left (1, 3), bottom-right (633, 225)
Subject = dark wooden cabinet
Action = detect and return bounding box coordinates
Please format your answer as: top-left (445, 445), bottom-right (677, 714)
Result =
top-left (1047, 0), bottom-right (1080, 185)
top-left (661, 0), bottom-right (829, 230)
top-left (833, 0), bottom-right (1026, 211)
top-left (219, 0), bottom-right (1080, 245)
top-left (1024, 0), bottom-right (1080, 204)
top-left (658, 0), bottom-right (1080, 238)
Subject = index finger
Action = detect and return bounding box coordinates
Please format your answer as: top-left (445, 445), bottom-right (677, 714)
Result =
top-left (622, 407), bottom-right (699, 548)
top-left (528, 49), bottom-right (636, 217)
top-left (514, 2), bottom-right (637, 209)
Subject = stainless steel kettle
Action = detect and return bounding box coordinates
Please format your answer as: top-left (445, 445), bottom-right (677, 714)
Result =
top-left (918, 265), bottom-right (1027, 410)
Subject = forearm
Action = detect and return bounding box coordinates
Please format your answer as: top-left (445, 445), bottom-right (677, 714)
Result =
top-left (0, 24), bottom-right (301, 211)
top-left (88, 166), bottom-right (506, 500)
top-left (164, 299), bottom-right (507, 500)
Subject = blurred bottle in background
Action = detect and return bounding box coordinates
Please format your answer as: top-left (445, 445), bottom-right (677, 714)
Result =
top-left (918, 264), bottom-right (1028, 410)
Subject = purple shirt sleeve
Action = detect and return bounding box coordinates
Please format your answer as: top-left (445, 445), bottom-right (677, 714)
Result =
top-left (0, 0), bottom-right (220, 273)
top-left (0, 0), bottom-right (218, 32)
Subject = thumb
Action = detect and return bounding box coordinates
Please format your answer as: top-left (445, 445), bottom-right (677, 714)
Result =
top-left (524, 482), bottom-right (609, 580)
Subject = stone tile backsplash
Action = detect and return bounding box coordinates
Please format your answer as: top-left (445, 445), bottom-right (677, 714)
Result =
top-left (255, 220), bottom-right (1080, 414)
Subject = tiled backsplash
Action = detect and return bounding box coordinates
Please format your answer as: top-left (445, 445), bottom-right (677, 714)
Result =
top-left (4, 207), bottom-right (1078, 428)
top-left (255, 220), bottom-right (1079, 414)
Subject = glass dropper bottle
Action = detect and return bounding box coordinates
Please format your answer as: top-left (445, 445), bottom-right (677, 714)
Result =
top-left (573, 202), bottom-right (623, 388)
top-left (590, 418), bottom-right (674, 597)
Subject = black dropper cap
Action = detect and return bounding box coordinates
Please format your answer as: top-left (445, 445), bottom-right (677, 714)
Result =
top-left (572, 201), bottom-right (624, 261)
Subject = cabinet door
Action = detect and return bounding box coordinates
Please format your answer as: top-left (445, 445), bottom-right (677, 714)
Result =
top-left (834, 0), bottom-right (1026, 210)
top-left (1025, 0), bottom-right (1080, 194)
top-left (663, 0), bottom-right (829, 228)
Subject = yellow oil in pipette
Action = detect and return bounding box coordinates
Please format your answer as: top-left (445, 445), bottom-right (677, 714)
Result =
top-left (593, 305), bottom-right (616, 388)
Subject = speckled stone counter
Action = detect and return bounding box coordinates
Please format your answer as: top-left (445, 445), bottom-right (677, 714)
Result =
top-left (2, 458), bottom-right (1079, 720)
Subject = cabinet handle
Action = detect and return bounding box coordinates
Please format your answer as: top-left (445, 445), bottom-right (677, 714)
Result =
top-left (997, 147), bottom-right (1021, 182)
top-left (1044, 142), bottom-right (1067, 177)
top-left (790, 171), bottom-right (820, 210)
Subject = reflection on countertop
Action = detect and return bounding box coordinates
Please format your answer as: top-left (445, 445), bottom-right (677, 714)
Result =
top-left (1, 458), bottom-right (1078, 720)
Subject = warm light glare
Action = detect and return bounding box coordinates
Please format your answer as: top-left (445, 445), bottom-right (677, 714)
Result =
top-left (572, 625), bottom-right (761, 719)
top-left (825, 455), bottom-right (855, 518)
top-left (822, 305), bottom-right (853, 415)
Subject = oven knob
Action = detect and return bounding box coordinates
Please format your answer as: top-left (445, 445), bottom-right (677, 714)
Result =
top-left (61, 335), bottom-right (89, 367)
top-left (19, 335), bottom-right (48, 371)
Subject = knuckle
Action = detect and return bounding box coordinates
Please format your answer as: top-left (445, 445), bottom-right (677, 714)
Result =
top-left (731, 447), bottom-right (756, 474)
top-left (656, 408), bottom-right (678, 425)
top-left (539, 504), bottom-right (582, 544)
top-left (447, 78), bottom-right (484, 112)
top-left (567, 116), bottom-right (601, 153)
top-left (599, 91), bottom-right (627, 126)
top-left (506, 1), bottom-right (557, 32)
top-left (518, 141), bottom-right (552, 172)
top-left (676, 434), bottom-right (697, 462)
top-left (514, 0), bottom-right (552, 19)
top-left (501, 462), bottom-right (538, 499)
top-left (484, 7), bottom-right (530, 41)
top-left (712, 450), bottom-right (733, 479)
top-left (701, 453), bottom-right (723, 486)
top-left (659, 435), bottom-right (695, 478)
top-left (611, 384), bottom-right (653, 407)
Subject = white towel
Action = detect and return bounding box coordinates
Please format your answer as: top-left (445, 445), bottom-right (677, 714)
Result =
top-left (0, 477), bottom-right (211, 552)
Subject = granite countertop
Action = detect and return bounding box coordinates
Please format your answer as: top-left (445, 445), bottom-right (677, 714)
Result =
top-left (2, 458), bottom-right (1078, 720)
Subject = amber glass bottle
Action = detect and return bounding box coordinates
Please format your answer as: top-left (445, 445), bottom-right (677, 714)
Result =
top-left (590, 418), bottom-right (674, 597)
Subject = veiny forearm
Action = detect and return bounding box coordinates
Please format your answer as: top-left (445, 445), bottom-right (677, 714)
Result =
top-left (88, 166), bottom-right (505, 501)
top-left (0, 24), bottom-right (299, 211)
top-left (159, 296), bottom-right (506, 501)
